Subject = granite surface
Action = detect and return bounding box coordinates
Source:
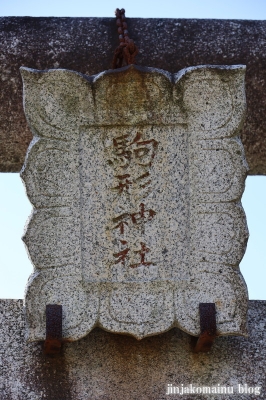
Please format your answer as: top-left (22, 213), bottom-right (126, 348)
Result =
top-left (0, 299), bottom-right (265, 399)
top-left (21, 65), bottom-right (249, 341)
top-left (1, 17), bottom-right (266, 174)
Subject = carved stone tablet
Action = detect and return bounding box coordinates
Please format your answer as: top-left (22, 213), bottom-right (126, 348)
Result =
top-left (20, 65), bottom-right (249, 341)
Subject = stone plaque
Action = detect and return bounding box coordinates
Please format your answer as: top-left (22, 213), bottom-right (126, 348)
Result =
top-left (20, 65), bottom-right (249, 341)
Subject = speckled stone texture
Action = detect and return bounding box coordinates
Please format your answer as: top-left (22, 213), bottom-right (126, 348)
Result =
top-left (21, 65), bottom-right (249, 341)
top-left (0, 300), bottom-right (265, 400)
top-left (1, 17), bottom-right (266, 174)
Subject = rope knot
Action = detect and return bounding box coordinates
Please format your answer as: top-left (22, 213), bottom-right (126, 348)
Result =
top-left (112, 8), bottom-right (139, 69)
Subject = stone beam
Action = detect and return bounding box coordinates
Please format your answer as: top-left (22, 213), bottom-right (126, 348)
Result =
top-left (0, 300), bottom-right (265, 399)
top-left (1, 17), bottom-right (266, 174)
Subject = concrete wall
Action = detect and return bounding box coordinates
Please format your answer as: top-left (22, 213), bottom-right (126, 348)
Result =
top-left (0, 299), bottom-right (265, 399)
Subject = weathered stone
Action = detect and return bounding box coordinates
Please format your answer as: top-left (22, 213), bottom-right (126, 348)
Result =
top-left (0, 299), bottom-right (265, 399)
top-left (1, 17), bottom-right (266, 174)
top-left (21, 64), bottom-right (249, 341)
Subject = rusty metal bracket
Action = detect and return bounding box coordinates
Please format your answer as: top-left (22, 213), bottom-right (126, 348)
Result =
top-left (194, 303), bottom-right (217, 353)
top-left (44, 304), bottom-right (62, 356)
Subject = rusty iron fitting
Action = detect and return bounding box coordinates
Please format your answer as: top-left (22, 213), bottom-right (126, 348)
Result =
top-left (194, 303), bottom-right (217, 353)
top-left (44, 304), bottom-right (63, 356)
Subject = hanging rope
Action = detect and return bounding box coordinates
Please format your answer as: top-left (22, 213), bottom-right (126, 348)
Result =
top-left (112, 8), bottom-right (139, 69)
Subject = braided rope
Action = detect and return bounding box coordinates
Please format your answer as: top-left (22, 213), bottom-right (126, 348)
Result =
top-left (112, 8), bottom-right (139, 69)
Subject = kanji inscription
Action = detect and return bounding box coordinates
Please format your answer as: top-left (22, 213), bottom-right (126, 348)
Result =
top-left (21, 65), bottom-right (249, 341)
top-left (106, 131), bottom-right (158, 269)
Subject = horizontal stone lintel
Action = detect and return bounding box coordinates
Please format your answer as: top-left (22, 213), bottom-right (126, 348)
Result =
top-left (0, 299), bottom-right (265, 399)
top-left (1, 17), bottom-right (266, 174)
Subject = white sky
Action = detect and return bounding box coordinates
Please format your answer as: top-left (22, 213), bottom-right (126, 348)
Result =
top-left (0, 0), bottom-right (266, 300)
